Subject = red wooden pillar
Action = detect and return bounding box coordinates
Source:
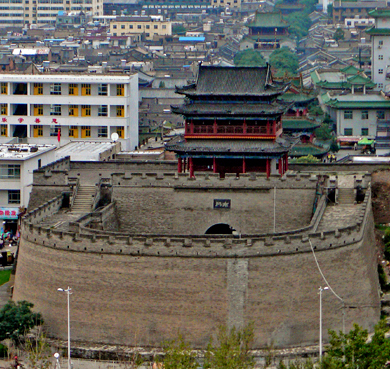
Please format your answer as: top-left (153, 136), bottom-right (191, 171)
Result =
top-left (266, 159), bottom-right (270, 178)
top-left (279, 157), bottom-right (283, 175)
top-left (284, 153), bottom-right (288, 172)
top-left (243, 118), bottom-right (247, 135)
top-left (189, 157), bottom-right (194, 178)
top-left (273, 120), bottom-right (276, 135)
top-left (190, 119), bottom-right (194, 134)
top-left (213, 118), bottom-right (217, 134)
top-left (213, 157), bottom-right (217, 173)
top-left (178, 158), bottom-right (182, 173)
top-left (242, 157), bottom-right (246, 173)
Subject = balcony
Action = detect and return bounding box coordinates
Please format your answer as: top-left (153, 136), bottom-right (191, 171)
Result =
top-left (185, 121), bottom-right (282, 138)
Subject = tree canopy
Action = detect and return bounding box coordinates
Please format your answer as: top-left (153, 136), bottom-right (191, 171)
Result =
top-left (161, 333), bottom-right (199, 369)
top-left (320, 320), bottom-right (390, 369)
top-left (234, 49), bottom-right (266, 67)
top-left (269, 47), bottom-right (299, 76)
top-left (172, 24), bottom-right (186, 35)
top-left (204, 324), bottom-right (255, 369)
top-left (0, 301), bottom-right (43, 344)
top-left (334, 28), bottom-right (345, 42)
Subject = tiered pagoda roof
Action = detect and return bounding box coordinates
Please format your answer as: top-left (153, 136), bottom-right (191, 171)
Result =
top-left (167, 136), bottom-right (297, 157)
top-left (247, 11), bottom-right (289, 29)
top-left (175, 64), bottom-right (289, 98)
top-left (171, 101), bottom-right (291, 117)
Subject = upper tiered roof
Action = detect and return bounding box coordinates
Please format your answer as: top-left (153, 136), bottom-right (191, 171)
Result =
top-left (175, 64), bottom-right (289, 98)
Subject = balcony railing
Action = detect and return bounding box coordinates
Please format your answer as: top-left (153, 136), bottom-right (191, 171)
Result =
top-left (186, 123), bottom-right (282, 136)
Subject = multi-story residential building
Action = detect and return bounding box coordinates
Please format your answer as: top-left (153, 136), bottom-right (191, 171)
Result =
top-left (0, 143), bottom-right (55, 230)
top-left (0, 0), bottom-right (103, 28)
top-left (332, 1), bottom-right (387, 24)
top-left (212, 0), bottom-right (241, 9)
top-left (110, 16), bottom-right (172, 40)
top-left (367, 8), bottom-right (390, 92)
top-left (0, 73), bottom-right (139, 151)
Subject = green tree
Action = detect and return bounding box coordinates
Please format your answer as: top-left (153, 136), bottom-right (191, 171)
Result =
top-left (204, 323), bottom-right (255, 369)
top-left (234, 49), bottom-right (266, 67)
top-left (0, 301), bottom-right (43, 344)
top-left (314, 124), bottom-right (333, 141)
top-left (24, 327), bottom-right (51, 369)
top-left (330, 139), bottom-right (339, 153)
top-left (161, 333), bottom-right (198, 369)
top-left (172, 24), bottom-right (186, 35)
top-left (334, 28), bottom-right (344, 42)
top-left (284, 12), bottom-right (312, 41)
top-left (290, 155), bottom-right (320, 163)
top-left (321, 320), bottom-right (390, 369)
top-left (269, 47), bottom-right (299, 77)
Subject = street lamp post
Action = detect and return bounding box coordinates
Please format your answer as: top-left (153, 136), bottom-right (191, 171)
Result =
top-left (319, 286), bottom-right (329, 360)
top-left (58, 287), bottom-right (72, 369)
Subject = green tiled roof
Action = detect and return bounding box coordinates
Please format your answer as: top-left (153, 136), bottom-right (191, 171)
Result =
top-left (245, 34), bottom-right (290, 41)
top-left (248, 11), bottom-right (289, 28)
top-left (281, 92), bottom-right (317, 102)
top-left (340, 65), bottom-right (362, 75)
top-left (366, 27), bottom-right (390, 35)
top-left (326, 99), bottom-right (390, 109)
top-left (369, 9), bottom-right (390, 18)
top-left (282, 119), bottom-right (320, 130)
top-left (290, 143), bottom-right (330, 157)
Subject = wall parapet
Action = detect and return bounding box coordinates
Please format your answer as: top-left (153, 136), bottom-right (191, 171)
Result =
top-left (21, 190), bottom-right (372, 259)
top-left (110, 172), bottom-right (320, 189)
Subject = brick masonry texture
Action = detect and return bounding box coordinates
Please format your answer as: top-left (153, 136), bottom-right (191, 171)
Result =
top-left (12, 162), bottom-right (380, 349)
top-left (13, 206), bottom-right (379, 348)
top-left (113, 187), bottom-right (316, 235)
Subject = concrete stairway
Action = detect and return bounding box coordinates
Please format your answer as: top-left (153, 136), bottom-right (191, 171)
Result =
top-left (71, 186), bottom-right (96, 213)
top-left (337, 188), bottom-right (355, 205)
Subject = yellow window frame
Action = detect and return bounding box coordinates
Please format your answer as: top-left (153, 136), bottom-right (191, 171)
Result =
top-left (117, 126), bottom-right (124, 138)
top-left (0, 124), bottom-right (7, 136)
top-left (81, 84), bottom-right (91, 96)
top-left (1, 82), bottom-right (7, 95)
top-left (34, 104), bottom-right (43, 116)
top-left (81, 105), bottom-right (91, 116)
top-left (69, 105), bottom-right (79, 116)
top-left (33, 125), bottom-right (43, 137)
top-left (69, 83), bottom-right (78, 95)
top-left (0, 104), bottom-right (7, 115)
top-left (34, 83), bottom-right (43, 95)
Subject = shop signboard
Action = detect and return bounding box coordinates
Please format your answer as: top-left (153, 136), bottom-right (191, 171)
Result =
top-left (0, 208), bottom-right (19, 219)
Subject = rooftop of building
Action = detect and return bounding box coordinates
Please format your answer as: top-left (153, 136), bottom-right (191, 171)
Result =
top-left (175, 64), bottom-right (289, 97)
top-left (55, 141), bottom-right (120, 162)
top-left (247, 11), bottom-right (289, 28)
top-left (333, 1), bottom-right (387, 9)
top-left (323, 91), bottom-right (390, 108)
top-left (0, 72), bottom-right (136, 82)
top-left (0, 144), bottom-right (55, 161)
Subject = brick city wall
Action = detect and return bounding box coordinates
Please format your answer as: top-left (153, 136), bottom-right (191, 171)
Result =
top-left (110, 172), bottom-right (320, 235)
top-left (12, 187), bottom-right (380, 348)
top-left (113, 186), bottom-right (316, 235)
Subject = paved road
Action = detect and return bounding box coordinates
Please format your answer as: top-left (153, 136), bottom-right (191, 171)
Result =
top-left (0, 282), bottom-right (10, 309)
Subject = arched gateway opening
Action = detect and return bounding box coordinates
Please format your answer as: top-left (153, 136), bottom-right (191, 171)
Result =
top-left (205, 223), bottom-right (236, 235)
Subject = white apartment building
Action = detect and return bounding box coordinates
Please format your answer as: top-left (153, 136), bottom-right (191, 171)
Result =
top-left (0, 73), bottom-right (139, 151)
top-left (368, 9), bottom-right (390, 92)
top-left (0, 0), bottom-right (103, 28)
top-left (0, 144), bottom-right (55, 229)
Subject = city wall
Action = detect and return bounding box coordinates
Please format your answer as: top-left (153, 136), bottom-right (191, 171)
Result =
top-left (13, 181), bottom-right (380, 348)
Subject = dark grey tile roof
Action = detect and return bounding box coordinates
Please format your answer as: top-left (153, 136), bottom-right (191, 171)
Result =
top-left (171, 101), bottom-right (291, 116)
top-left (176, 64), bottom-right (288, 97)
top-left (166, 136), bottom-right (297, 154)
